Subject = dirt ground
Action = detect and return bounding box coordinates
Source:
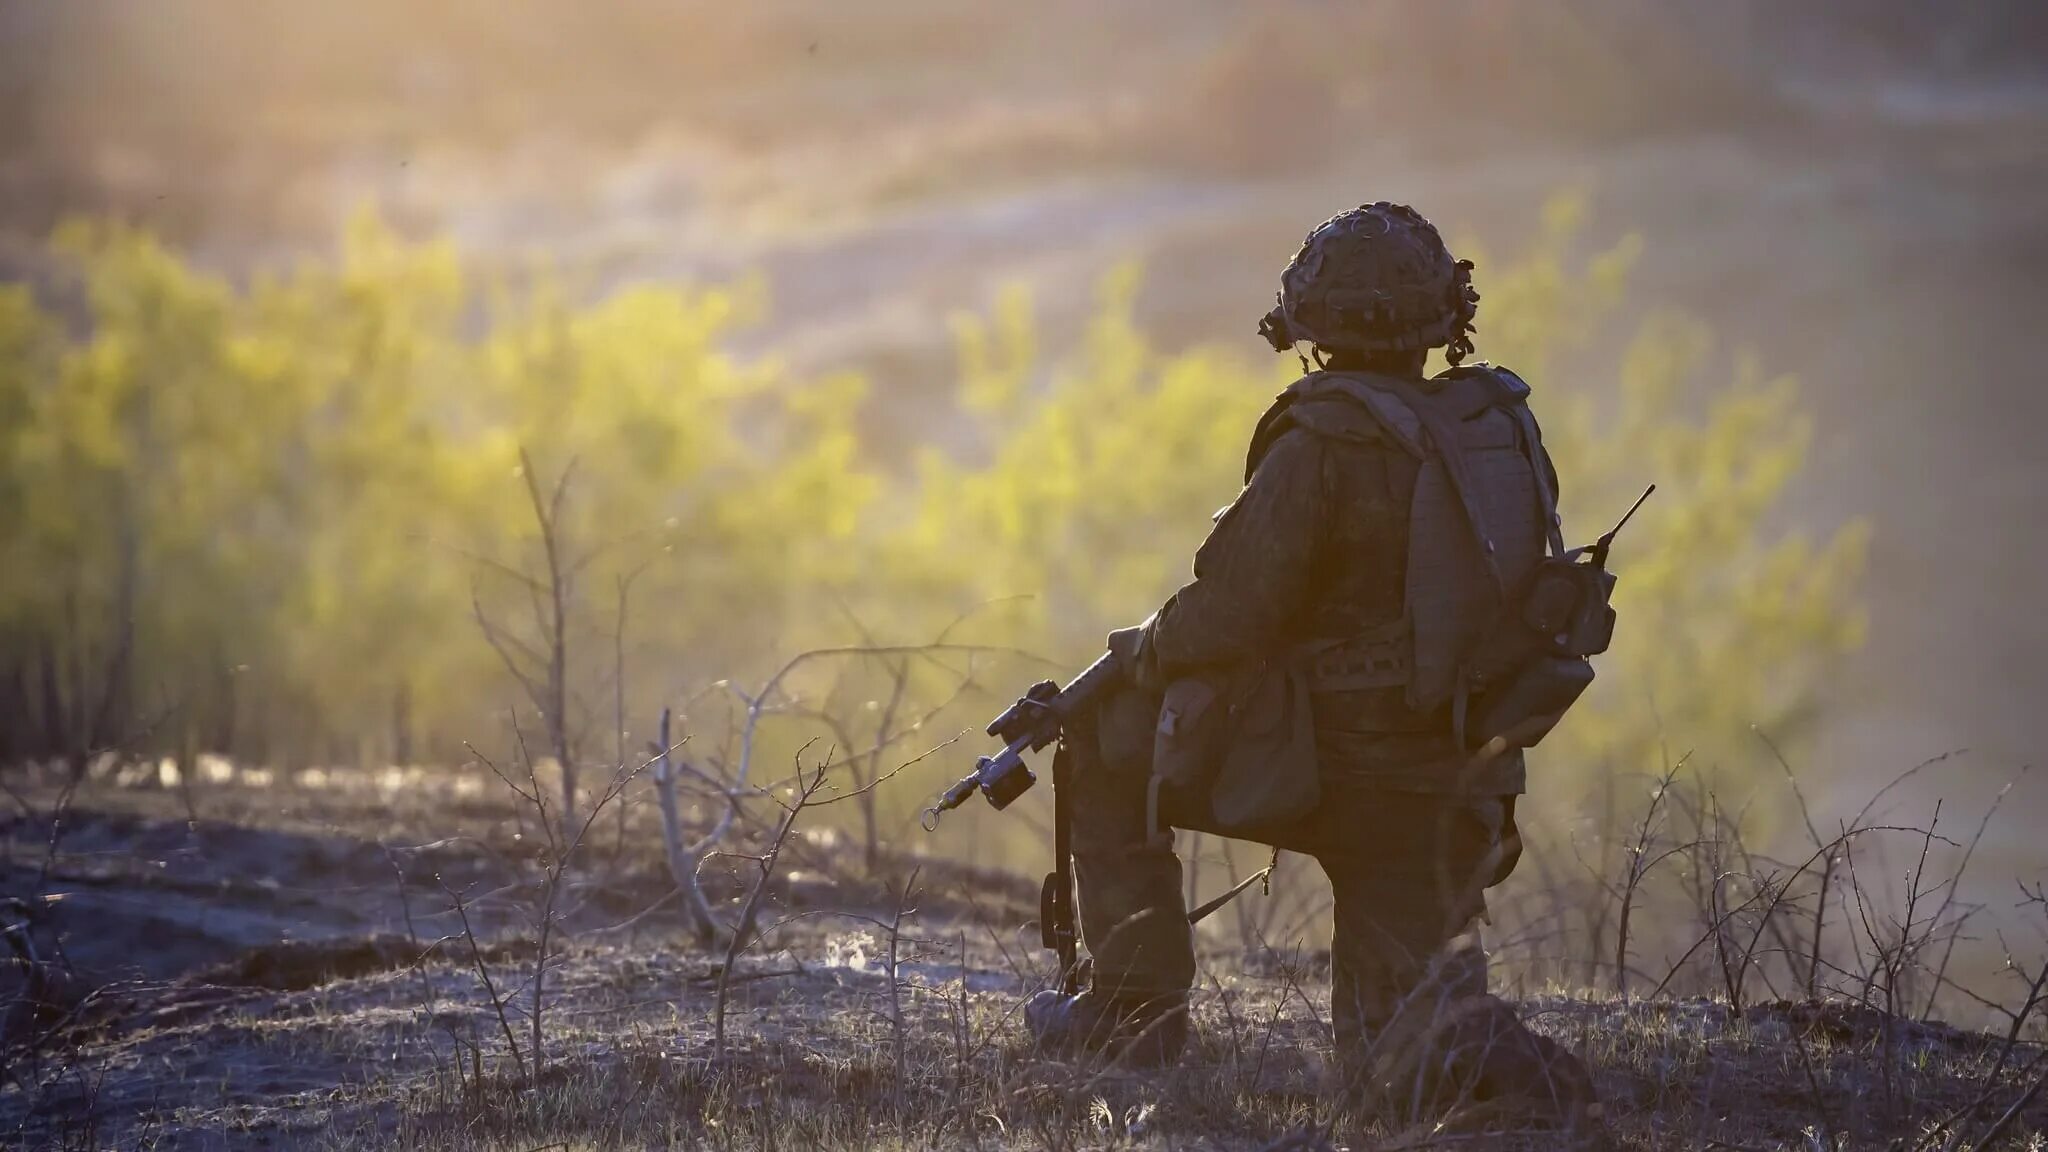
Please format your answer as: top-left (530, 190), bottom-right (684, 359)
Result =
top-left (5, 767), bottom-right (2045, 1150)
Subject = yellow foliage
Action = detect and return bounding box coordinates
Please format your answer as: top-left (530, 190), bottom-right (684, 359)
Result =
top-left (0, 212), bottom-right (876, 767)
top-left (0, 196), bottom-right (1866, 824)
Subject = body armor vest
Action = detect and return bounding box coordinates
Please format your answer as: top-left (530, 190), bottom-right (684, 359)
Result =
top-left (1245, 366), bottom-right (1564, 740)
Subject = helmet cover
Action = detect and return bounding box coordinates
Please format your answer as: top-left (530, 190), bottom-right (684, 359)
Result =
top-left (1258, 202), bottom-right (1480, 365)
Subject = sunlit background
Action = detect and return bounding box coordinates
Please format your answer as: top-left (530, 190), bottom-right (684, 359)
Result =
top-left (4, 2), bottom-right (2046, 927)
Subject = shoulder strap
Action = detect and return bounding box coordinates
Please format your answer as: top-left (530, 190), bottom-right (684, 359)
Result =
top-left (1341, 373), bottom-right (1506, 590)
top-left (1511, 409), bottom-right (1566, 558)
top-left (1473, 365), bottom-right (1566, 558)
top-left (1300, 372), bottom-right (1427, 457)
top-left (1428, 364), bottom-right (1567, 559)
top-left (1246, 372), bottom-right (1421, 481)
top-left (1242, 388), bottom-right (1302, 483)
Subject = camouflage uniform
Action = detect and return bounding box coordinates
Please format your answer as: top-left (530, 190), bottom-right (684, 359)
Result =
top-left (1033, 203), bottom-right (1601, 1133)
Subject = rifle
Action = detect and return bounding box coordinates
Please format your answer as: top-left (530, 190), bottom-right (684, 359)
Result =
top-left (922, 651), bottom-right (1121, 992)
top-left (922, 649), bottom-right (1276, 994)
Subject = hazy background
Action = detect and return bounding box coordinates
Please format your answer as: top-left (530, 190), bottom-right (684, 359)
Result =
top-left (4, 1), bottom-right (2046, 810)
top-left (11, 17), bottom-right (2048, 1143)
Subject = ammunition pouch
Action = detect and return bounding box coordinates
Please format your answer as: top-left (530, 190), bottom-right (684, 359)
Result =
top-left (1149, 657), bottom-right (1321, 840)
top-left (1148, 676), bottom-right (1224, 845)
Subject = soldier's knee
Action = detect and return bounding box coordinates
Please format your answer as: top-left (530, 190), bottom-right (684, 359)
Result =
top-left (1381, 994), bottom-right (1600, 1122)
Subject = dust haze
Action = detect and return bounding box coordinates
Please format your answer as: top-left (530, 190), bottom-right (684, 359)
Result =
top-left (7, 1), bottom-right (2044, 785)
top-left (5, 3), bottom-right (2048, 1147)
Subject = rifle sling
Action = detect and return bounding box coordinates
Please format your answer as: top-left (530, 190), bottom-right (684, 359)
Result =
top-left (1188, 862), bottom-right (1276, 926)
top-left (1046, 740), bottom-right (1081, 993)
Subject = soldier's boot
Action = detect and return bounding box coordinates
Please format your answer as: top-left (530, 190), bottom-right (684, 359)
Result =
top-left (1353, 991), bottom-right (1607, 1145)
top-left (1023, 985), bottom-right (1189, 1067)
top-left (1029, 881), bottom-right (1197, 1066)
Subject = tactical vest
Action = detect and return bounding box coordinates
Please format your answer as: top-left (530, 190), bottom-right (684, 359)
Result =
top-left (1245, 365), bottom-right (1565, 744)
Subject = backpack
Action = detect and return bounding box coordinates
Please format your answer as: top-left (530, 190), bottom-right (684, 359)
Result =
top-left (1150, 365), bottom-right (1626, 835)
top-left (1299, 366), bottom-right (1618, 753)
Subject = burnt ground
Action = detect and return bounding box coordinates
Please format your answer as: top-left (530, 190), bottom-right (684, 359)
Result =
top-left (3, 768), bottom-right (2046, 1150)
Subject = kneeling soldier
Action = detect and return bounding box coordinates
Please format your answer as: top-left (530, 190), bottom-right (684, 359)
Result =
top-left (1026, 202), bottom-right (1606, 1139)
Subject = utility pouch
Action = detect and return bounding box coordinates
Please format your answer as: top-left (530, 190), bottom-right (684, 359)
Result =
top-left (1209, 662), bottom-right (1321, 832)
top-left (1149, 660), bottom-right (1321, 838)
top-left (1467, 654), bottom-right (1594, 750)
top-left (1152, 675), bottom-right (1226, 792)
top-left (1464, 553), bottom-right (1616, 751)
top-left (1522, 557), bottom-right (1616, 658)
top-left (1147, 675), bottom-right (1227, 845)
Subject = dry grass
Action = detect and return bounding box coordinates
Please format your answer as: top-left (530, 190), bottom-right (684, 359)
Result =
top-left (5, 765), bottom-right (2047, 1150)
top-left (8, 934), bottom-right (2045, 1150)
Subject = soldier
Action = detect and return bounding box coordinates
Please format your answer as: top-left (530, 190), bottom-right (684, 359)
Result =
top-left (1024, 202), bottom-right (1605, 1136)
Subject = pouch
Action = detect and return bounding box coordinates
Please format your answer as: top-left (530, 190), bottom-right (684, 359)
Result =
top-left (1151, 675), bottom-right (1226, 792)
top-left (1208, 662), bottom-right (1321, 832)
top-left (1467, 654), bottom-right (1594, 750)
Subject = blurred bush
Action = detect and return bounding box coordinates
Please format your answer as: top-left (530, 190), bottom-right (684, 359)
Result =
top-left (0, 196), bottom-right (1865, 839)
top-left (0, 211), bottom-right (873, 771)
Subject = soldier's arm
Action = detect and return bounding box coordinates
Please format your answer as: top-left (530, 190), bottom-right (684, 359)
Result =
top-left (1137, 427), bottom-right (1325, 681)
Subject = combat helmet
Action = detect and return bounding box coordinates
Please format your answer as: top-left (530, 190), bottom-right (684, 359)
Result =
top-left (1258, 201), bottom-right (1480, 365)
